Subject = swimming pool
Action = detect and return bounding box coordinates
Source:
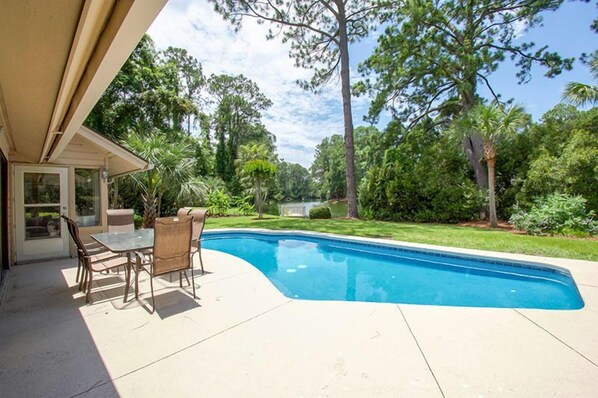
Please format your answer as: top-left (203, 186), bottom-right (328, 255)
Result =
top-left (202, 231), bottom-right (584, 310)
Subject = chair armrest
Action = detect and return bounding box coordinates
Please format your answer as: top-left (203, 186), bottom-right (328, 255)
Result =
top-left (87, 246), bottom-right (108, 254)
top-left (135, 251), bottom-right (150, 265)
top-left (80, 249), bottom-right (121, 263)
top-left (84, 241), bottom-right (105, 250)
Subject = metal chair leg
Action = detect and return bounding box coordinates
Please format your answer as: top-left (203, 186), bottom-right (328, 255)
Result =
top-left (86, 272), bottom-right (93, 304)
top-left (183, 271), bottom-right (190, 286)
top-left (190, 267), bottom-right (196, 299)
top-left (76, 258), bottom-right (81, 283)
top-left (79, 266), bottom-right (87, 292)
top-left (124, 262), bottom-right (131, 303)
top-left (150, 275), bottom-right (155, 314)
top-left (198, 242), bottom-right (205, 274)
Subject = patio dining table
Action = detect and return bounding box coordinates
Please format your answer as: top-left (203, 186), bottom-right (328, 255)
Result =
top-left (91, 229), bottom-right (154, 302)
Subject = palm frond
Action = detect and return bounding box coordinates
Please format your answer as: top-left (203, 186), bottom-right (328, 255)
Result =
top-left (563, 82), bottom-right (598, 107)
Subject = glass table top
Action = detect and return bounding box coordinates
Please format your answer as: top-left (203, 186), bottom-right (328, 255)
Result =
top-left (91, 229), bottom-right (154, 253)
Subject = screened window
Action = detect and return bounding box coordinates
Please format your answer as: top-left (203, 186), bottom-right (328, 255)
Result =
top-left (75, 169), bottom-right (101, 227)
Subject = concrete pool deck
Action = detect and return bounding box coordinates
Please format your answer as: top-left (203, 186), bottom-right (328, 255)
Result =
top-left (1, 231), bottom-right (597, 397)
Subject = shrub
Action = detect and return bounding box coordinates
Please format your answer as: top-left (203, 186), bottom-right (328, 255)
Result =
top-left (263, 201), bottom-right (280, 216)
top-left (358, 142), bottom-right (483, 223)
top-left (207, 189), bottom-right (231, 217)
top-left (231, 195), bottom-right (255, 216)
top-left (509, 193), bottom-right (598, 236)
top-left (133, 214), bottom-right (143, 229)
top-left (309, 206), bottom-right (332, 219)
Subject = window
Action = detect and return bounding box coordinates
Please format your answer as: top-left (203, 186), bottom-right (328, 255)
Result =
top-left (75, 169), bottom-right (101, 227)
top-left (23, 172), bottom-right (62, 240)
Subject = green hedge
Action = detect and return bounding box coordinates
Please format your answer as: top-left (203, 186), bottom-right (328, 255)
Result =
top-left (309, 206), bottom-right (332, 219)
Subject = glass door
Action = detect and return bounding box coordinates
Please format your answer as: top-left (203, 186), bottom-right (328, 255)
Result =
top-left (15, 166), bottom-right (69, 263)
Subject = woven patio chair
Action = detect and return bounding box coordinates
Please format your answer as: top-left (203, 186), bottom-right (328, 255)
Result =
top-left (62, 216), bottom-right (127, 303)
top-left (177, 207), bottom-right (192, 217)
top-left (62, 215), bottom-right (110, 286)
top-left (189, 209), bottom-right (209, 274)
top-left (106, 209), bottom-right (136, 274)
top-left (135, 215), bottom-right (195, 313)
top-left (107, 209), bottom-right (135, 233)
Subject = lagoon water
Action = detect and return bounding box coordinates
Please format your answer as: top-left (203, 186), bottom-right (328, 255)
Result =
top-left (278, 201), bottom-right (347, 217)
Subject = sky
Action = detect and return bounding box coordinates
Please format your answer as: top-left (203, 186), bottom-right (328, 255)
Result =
top-left (147, 1), bottom-right (596, 168)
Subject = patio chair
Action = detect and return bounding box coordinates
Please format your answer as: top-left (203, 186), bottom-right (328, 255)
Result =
top-left (106, 209), bottom-right (136, 274)
top-left (135, 215), bottom-right (195, 313)
top-left (177, 207), bottom-right (192, 217)
top-left (62, 215), bottom-right (109, 286)
top-left (189, 209), bottom-right (209, 274)
top-left (166, 207), bottom-right (194, 282)
top-left (62, 215), bottom-right (128, 303)
top-left (107, 209), bottom-right (135, 233)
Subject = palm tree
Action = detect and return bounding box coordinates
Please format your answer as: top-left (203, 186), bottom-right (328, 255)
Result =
top-left (123, 131), bottom-right (206, 227)
top-left (454, 103), bottom-right (528, 228)
top-left (563, 57), bottom-right (598, 106)
top-left (235, 142), bottom-right (274, 210)
top-left (243, 159), bottom-right (277, 219)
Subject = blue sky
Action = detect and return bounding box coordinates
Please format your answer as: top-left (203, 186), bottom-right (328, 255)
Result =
top-left (148, 1), bottom-right (596, 167)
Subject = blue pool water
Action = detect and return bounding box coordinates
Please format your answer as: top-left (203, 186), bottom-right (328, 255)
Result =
top-left (201, 231), bottom-right (584, 310)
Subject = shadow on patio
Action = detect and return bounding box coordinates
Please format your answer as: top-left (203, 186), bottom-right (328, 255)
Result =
top-left (0, 258), bottom-right (119, 396)
top-left (0, 250), bottom-right (290, 396)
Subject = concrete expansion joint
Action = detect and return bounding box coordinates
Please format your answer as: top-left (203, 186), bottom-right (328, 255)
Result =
top-left (70, 299), bottom-right (293, 397)
top-left (396, 305), bottom-right (446, 398)
top-left (514, 309), bottom-right (598, 369)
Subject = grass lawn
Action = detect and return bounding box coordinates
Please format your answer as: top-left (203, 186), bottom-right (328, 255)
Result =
top-left (204, 216), bottom-right (598, 262)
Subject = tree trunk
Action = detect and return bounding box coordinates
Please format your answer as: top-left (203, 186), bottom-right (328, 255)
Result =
top-left (142, 193), bottom-right (158, 229)
top-left (336, 1), bottom-right (358, 219)
top-left (487, 157), bottom-right (498, 228)
top-left (461, 63), bottom-right (488, 219)
top-left (463, 136), bottom-right (489, 189)
top-left (462, 3), bottom-right (488, 193)
top-left (256, 180), bottom-right (263, 219)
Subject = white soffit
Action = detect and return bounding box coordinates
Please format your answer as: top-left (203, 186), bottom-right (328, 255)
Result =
top-left (46, 0), bottom-right (167, 163)
top-left (39, 0), bottom-right (115, 163)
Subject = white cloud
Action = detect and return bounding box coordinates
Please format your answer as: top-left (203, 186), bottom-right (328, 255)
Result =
top-left (147, 0), bottom-right (371, 167)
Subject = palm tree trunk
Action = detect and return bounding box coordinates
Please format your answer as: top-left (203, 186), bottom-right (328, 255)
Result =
top-left (256, 180), bottom-right (263, 219)
top-left (487, 157), bottom-right (498, 228)
top-left (142, 193), bottom-right (158, 229)
top-left (336, 1), bottom-right (358, 219)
